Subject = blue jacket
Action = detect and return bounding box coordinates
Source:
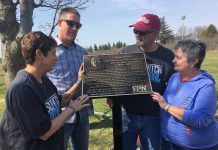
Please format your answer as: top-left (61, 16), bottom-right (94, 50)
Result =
top-left (161, 71), bottom-right (218, 149)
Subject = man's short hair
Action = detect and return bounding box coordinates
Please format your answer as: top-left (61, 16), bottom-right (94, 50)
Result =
top-left (59, 7), bottom-right (80, 19)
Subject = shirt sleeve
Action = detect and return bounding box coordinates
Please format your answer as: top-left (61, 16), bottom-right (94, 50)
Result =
top-left (182, 82), bottom-right (217, 128)
top-left (9, 84), bottom-right (51, 140)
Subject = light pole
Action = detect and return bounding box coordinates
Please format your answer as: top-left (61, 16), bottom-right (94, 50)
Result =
top-left (181, 16), bottom-right (186, 39)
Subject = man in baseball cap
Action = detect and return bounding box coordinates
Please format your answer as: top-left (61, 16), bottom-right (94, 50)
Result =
top-left (127, 13), bottom-right (163, 52)
top-left (129, 14), bottom-right (161, 32)
top-left (107, 13), bottom-right (175, 150)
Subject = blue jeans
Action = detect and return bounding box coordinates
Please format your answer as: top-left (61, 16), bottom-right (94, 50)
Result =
top-left (122, 107), bottom-right (160, 150)
top-left (161, 137), bottom-right (218, 150)
top-left (63, 115), bottom-right (89, 150)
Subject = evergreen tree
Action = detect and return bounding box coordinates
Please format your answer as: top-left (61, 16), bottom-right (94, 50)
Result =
top-left (107, 42), bottom-right (111, 50)
top-left (98, 45), bottom-right (102, 50)
top-left (102, 44), bottom-right (108, 50)
top-left (157, 17), bottom-right (174, 44)
top-left (201, 24), bottom-right (217, 37)
top-left (87, 41), bottom-right (127, 51)
top-left (112, 42), bottom-right (116, 49)
top-left (94, 44), bottom-right (98, 51)
top-left (87, 46), bottom-right (93, 52)
top-left (116, 41), bottom-right (123, 48)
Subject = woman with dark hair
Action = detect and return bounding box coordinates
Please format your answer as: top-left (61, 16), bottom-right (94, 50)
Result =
top-left (151, 39), bottom-right (218, 150)
top-left (0, 31), bottom-right (89, 150)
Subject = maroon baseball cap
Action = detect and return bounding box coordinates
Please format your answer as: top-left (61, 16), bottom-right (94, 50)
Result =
top-left (129, 14), bottom-right (161, 32)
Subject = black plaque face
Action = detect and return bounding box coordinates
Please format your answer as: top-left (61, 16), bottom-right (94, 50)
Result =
top-left (82, 53), bottom-right (152, 98)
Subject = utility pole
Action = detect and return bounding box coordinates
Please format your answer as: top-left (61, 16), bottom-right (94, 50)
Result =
top-left (181, 16), bottom-right (186, 39)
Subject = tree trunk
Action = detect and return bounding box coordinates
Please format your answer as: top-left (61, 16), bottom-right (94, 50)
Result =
top-left (0, 0), bottom-right (23, 85)
top-left (0, 0), bottom-right (33, 85)
top-left (0, 0), bottom-right (91, 85)
top-left (1, 39), bottom-right (25, 85)
top-left (20, 0), bottom-right (34, 34)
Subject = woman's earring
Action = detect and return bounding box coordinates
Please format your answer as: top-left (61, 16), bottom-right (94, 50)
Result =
top-left (38, 59), bottom-right (42, 65)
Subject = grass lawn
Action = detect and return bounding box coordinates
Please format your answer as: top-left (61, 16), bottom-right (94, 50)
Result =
top-left (0, 50), bottom-right (218, 149)
top-left (201, 51), bottom-right (218, 86)
top-left (89, 98), bottom-right (113, 149)
top-left (0, 66), bottom-right (6, 117)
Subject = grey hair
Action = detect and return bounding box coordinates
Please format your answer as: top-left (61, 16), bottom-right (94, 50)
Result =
top-left (174, 39), bottom-right (206, 69)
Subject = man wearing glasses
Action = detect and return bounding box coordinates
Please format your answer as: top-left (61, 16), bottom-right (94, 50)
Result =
top-left (107, 14), bottom-right (174, 150)
top-left (47, 7), bottom-right (93, 150)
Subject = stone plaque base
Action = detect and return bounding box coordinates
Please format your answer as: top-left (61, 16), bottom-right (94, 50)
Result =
top-left (82, 53), bottom-right (152, 98)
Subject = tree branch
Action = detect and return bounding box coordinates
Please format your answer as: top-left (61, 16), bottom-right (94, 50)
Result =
top-left (49, 0), bottom-right (61, 35)
top-left (34, 0), bottom-right (93, 35)
top-left (0, 0), bottom-right (19, 40)
top-left (34, 0), bottom-right (92, 10)
top-left (33, 0), bottom-right (45, 8)
top-left (14, 0), bottom-right (20, 6)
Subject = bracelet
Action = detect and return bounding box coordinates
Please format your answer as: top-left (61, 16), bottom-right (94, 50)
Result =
top-left (64, 92), bottom-right (72, 97)
top-left (67, 105), bottom-right (76, 113)
top-left (164, 104), bottom-right (171, 112)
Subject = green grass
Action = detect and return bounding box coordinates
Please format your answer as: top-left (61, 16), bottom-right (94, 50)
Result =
top-left (0, 65), bottom-right (6, 117)
top-left (0, 50), bottom-right (218, 149)
top-left (89, 98), bottom-right (113, 150)
top-left (201, 51), bottom-right (218, 86)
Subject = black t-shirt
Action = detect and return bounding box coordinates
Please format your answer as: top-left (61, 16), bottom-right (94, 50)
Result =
top-left (114, 44), bottom-right (174, 115)
top-left (0, 70), bottom-right (64, 150)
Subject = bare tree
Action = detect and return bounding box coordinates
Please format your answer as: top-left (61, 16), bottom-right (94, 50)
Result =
top-left (192, 26), bottom-right (205, 39)
top-left (177, 25), bottom-right (188, 39)
top-left (0, 0), bottom-right (93, 85)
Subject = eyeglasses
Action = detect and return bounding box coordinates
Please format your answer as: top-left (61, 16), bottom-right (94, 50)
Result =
top-left (133, 29), bottom-right (155, 36)
top-left (62, 20), bottom-right (82, 29)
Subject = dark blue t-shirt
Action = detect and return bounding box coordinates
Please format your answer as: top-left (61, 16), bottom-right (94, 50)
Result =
top-left (115, 44), bottom-right (174, 115)
top-left (0, 69), bottom-right (63, 150)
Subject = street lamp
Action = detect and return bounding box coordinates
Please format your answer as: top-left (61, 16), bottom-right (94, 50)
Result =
top-left (181, 16), bottom-right (186, 39)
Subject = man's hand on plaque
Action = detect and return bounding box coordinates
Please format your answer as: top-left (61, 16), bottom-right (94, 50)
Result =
top-left (77, 63), bottom-right (85, 84)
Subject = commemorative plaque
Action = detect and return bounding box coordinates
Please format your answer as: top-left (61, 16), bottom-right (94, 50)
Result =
top-left (82, 53), bottom-right (152, 98)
